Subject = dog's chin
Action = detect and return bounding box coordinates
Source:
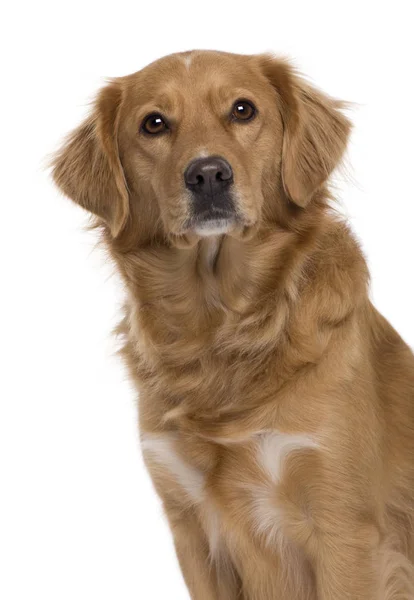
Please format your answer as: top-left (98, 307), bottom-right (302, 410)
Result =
top-left (191, 215), bottom-right (259, 241)
top-left (169, 212), bottom-right (257, 248)
top-left (193, 217), bottom-right (236, 237)
top-left (188, 207), bottom-right (241, 237)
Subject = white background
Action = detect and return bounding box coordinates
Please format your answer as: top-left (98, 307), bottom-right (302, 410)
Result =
top-left (1, 1), bottom-right (413, 598)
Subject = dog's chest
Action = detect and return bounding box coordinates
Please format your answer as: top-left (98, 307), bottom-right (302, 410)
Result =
top-left (141, 430), bottom-right (318, 557)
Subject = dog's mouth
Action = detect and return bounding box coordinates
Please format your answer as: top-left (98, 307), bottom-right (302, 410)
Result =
top-left (172, 204), bottom-right (256, 247)
top-left (192, 217), bottom-right (237, 236)
top-left (186, 206), bottom-right (239, 236)
top-left (185, 187), bottom-right (241, 236)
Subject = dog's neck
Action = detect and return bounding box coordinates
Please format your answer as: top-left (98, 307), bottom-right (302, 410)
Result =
top-left (198, 235), bottom-right (223, 272)
top-left (109, 203), bottom-right (369, 432)
top-left (115, 223), bottom-right (309, 319)
top-left (111, 218), bottom-right (339, 423)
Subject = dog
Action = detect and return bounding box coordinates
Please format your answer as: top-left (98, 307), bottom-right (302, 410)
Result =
top-left (52, 50), bottom-right (414, 599)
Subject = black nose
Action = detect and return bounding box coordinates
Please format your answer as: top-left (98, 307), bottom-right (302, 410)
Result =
top-left (184, 156), bottom-right (233, 195)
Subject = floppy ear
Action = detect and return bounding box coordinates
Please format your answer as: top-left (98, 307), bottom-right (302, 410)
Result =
top-left (261, 56), bottom-right (351, 207)
top-left (52, 81), bottom-right (129, 237)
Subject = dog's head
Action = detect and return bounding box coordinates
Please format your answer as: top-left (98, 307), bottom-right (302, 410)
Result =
top-left (52, 51), bottom-right (351, 245)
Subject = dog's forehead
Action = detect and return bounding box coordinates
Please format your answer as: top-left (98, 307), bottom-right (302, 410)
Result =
top-left (126, 51), bottom-right (267, 107)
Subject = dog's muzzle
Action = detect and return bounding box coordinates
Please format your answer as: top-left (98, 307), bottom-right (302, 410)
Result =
top-left (184, 156), bottom-right (237, 230)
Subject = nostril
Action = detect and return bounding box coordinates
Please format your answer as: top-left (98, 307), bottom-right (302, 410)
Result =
top-left (184, 156), bottom-right (233, 190)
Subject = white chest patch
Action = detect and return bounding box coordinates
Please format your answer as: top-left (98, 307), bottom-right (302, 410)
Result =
top-left (141, 433), bottom-right (220, 558)
top-left (250, 431), bottom-right (318, 547)
top-left (257, 431), bottom-right (318, 481)
top-left (142, 431), bottom-right (318, 554)
top-left (141, 433), bottom-right (205, 503)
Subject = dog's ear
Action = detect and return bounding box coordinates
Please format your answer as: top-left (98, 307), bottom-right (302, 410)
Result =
top-left (52, 81), bottom-right (129, 237)
top-left (260, 56), bottom-right (351, 207)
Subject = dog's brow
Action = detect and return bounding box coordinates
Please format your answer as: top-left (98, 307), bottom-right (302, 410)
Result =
top-left (210, 86), bottom-right (257, 106)
top-left (137, 89), bottom-right (183, 116)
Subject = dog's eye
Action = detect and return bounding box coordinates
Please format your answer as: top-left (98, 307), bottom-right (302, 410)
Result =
top-left (232, 100), bottom-right (256, 122)
top-left (141, 113), bottom-right (168, 135)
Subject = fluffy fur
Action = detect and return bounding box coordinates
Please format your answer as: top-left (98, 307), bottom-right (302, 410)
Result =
top-left (52, 50), bottom-right (414, 599)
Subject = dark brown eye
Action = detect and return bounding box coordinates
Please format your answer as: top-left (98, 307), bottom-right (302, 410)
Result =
top-left (232, 100), bottom-right (256, 121)
top-left (141, 113), bottom-right (168, 135)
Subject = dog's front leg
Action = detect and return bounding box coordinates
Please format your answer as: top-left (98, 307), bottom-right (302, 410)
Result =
top-left (166, 507), bottom-right (242, 600)
top-left (310, 522), bottom-right (381, 600)
top-left (140, 429), bottom-right (242, 598)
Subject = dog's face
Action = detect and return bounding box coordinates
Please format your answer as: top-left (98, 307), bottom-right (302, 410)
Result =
top-left (118, 52), bottom-right (284, 240)
top-left (53, 51), bottom-right (350, 245)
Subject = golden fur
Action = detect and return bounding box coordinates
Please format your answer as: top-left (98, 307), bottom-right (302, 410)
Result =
top-left (52, 50), bottom-right (414, 599)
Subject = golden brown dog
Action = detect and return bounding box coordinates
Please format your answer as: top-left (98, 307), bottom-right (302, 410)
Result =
top-left (52, 50), bottom-right (414, 599)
